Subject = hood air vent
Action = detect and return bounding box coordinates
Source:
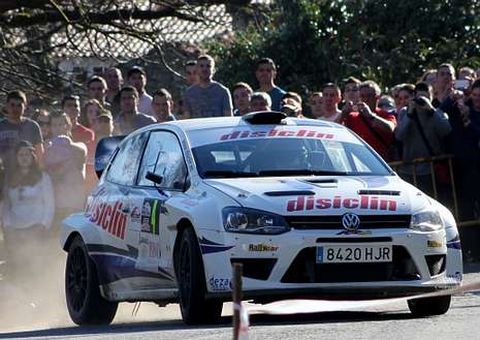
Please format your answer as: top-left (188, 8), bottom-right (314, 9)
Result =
top-left (264, 190), bottom-right (316, 197)
top-left (304, 179), bottom-right (338, 184)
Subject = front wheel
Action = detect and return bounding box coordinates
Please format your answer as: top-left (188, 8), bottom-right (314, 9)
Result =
top-left (65, 236), bottom-right (118, 325)
top-left (175, 228), bottom-right (222, 324)
top-left (408, 295), bottom-right (451, 317)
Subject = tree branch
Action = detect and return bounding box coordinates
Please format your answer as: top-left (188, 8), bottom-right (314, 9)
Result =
top-left (0, 0), bottom-right (51, 14)
top-left (0, 7), bottom-right (203, 28)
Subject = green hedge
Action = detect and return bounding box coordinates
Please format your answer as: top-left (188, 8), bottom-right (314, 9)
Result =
top-left (208, 0), bottom-right (480, 94)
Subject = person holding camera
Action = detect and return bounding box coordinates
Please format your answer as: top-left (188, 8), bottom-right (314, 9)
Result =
top-left (341, 80), bottom-right (397, 161)
top-left (394, 83), bottom-right (451, 196)
top-left (439, 79), bottom-right (480, 221)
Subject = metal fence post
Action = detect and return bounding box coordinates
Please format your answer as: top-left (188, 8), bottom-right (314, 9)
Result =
top-left (232, 262), bottom-right (243, 340)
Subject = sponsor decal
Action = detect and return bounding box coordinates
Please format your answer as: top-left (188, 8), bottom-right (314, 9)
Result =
top-left (447, 241), bottom-right (461, 249)
top-left (246, 243), bottom-right (279, 252)
top-left (148, 242), bottom-right (161, 258)
top-left (85, 187), bottom-right (107, 212)
top-left (130, 206), bottom-right (141, 224)
top-left (89, 252), bottom-right (174, 285)
top-left (209, 277), bottom-right (232, 291)
top-left (447, 272), bottom-right (463, 281)
top-left (199, 237), bottom-right (234, 254)
top-left (220, 129), bottom-right (334, 141)
top-left (138, 236), bottom-right (161, 258)
top-left (85, 189), bottom-right (127, 239)
top-left (427, 240), bottom-right (444, 248)
top-left (141, 198), bottom-right (161, 235)
top-left (286, 195), bottom-right (397, 212)
top-left (447, 235), bottom-right (462, 249)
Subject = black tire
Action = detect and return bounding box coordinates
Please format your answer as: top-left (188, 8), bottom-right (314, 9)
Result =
top-left (175, 228), bottom-right (223, 325)
top-left (65, 236), bottom-right (118, 325)
top-left (408, 295), bottom-right (451, 317)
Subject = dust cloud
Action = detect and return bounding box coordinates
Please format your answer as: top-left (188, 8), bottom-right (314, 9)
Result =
top-left (0, 232), bottom-right (182, 334)
top-left (0, 232), bottom-right (71, 332)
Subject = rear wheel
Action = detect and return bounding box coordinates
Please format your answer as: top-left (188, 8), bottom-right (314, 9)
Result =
top-left (175, 228), bottom-right (222, 324)
top-left (65, 236), bottom-right (118, 325)
top-left (408, 295), bottom-right (451, 317)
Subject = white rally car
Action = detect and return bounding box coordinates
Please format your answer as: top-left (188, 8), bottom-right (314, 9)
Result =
top-left (60, 111), bottom-right (462, 325)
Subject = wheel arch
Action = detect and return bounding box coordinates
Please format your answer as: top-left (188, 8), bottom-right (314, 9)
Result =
top-left (173, 218), bottom-right (195, 260)
top-left (63, 231), bottom-right (82, 252)
top-left (172, 218), bottom-right (208, 281)
top-left (64, 231), bottom-right (110, 301)
top-left (64, 231), bottom-right (118, 325)
top-left (172, 217), bottom-right (222, 323)
top-left (63, 232), bottom-right (101, 275)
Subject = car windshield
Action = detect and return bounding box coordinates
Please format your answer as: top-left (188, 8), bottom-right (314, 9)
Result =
top-left (192, 137), bottom-right (392, 179)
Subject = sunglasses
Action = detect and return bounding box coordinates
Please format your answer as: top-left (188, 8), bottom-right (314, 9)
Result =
top-left (37, 120), bottom-right (50, 126)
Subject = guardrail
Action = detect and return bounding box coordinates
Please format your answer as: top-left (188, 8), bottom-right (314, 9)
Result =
top-left (388, 154), bottom-right (476, 226)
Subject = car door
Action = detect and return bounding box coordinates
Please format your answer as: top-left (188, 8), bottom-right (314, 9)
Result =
top-left (87, 132), bottom-right (148, 289)
top-left (131, 129), bottom-right (188, 288)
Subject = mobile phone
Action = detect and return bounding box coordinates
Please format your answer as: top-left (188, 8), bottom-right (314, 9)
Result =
top-left (455, 79), bottom-right (471, 90)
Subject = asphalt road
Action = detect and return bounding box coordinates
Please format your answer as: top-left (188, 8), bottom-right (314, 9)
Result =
top-left (1, 266), bottom-right (480, 340)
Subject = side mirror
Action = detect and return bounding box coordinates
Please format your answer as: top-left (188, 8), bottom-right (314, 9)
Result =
top-left (95, 135), bottom-right (126, 178)
top-left (146, 171), bottom-right (163, 185)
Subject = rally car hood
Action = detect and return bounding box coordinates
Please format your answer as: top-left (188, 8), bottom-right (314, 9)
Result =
top-left (204, 175), bottom-right (431, 215)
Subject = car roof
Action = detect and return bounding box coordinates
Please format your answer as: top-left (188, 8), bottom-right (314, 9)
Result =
top-left (140, 115), bottom-right (343, 134)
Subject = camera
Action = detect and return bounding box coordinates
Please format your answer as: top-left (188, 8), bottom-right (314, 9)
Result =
top-left (455, 79), bottom-right (471, 90)
top-left (412, 97), bottom-right (434, 116)
top-left (413, 97), bottom-right (427, 106)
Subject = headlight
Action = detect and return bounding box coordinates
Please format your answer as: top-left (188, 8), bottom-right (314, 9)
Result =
top-left (222, 207), bottom-right (290, 234)
top-left (410, 210), bottom-right (444, 232)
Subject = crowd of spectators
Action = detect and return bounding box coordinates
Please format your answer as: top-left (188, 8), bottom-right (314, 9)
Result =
top-left (1, 55), bottom-right (480, 258)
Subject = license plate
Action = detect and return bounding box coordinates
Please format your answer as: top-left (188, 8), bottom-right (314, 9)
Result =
top-left (316, 245), bottom-right (392, 263)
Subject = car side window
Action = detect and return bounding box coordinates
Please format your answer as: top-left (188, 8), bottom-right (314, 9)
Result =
top-left (138, 131), bottom-right (188, 189)
top-left (105, 133), bottom-right (147, 186)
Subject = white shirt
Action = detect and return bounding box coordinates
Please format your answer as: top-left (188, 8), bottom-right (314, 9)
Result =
top-left (320, 110), bottom-right (342, 123)
top-left (138, 92), bottom-right (153, 117)
top-left (2, 173), bottom-right (55, 230)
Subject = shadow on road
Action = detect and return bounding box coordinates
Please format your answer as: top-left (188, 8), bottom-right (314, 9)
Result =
top-left (0, 310), bottom-right (417, 339)
top-left (3, 299), bottom-right (480, 339)
top-left (0, 319), bottom-right (224, 339)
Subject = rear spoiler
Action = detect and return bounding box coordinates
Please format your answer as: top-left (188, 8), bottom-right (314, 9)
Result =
top-left (95, 135), bottom-right (126, 178)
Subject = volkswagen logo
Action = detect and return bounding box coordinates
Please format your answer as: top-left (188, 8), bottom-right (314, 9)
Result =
top-left (341, 213), bottom-right (360, 232)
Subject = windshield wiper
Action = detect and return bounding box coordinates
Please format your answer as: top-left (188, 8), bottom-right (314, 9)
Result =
top-left (202, 170), bottom-right (259, 178)
top-left (257, 169), bottom-right (350, 176)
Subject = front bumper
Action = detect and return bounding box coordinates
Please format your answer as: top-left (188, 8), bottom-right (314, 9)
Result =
top-left (199, 227), bottom-right (462, 297)
top-left (207, 280), bottom-right (460, 302)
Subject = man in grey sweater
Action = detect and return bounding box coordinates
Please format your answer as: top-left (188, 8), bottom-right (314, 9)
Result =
top-left (183, 54), bottom-right (233, 119)
top-left (394, 83), bottom-right (451, 195)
